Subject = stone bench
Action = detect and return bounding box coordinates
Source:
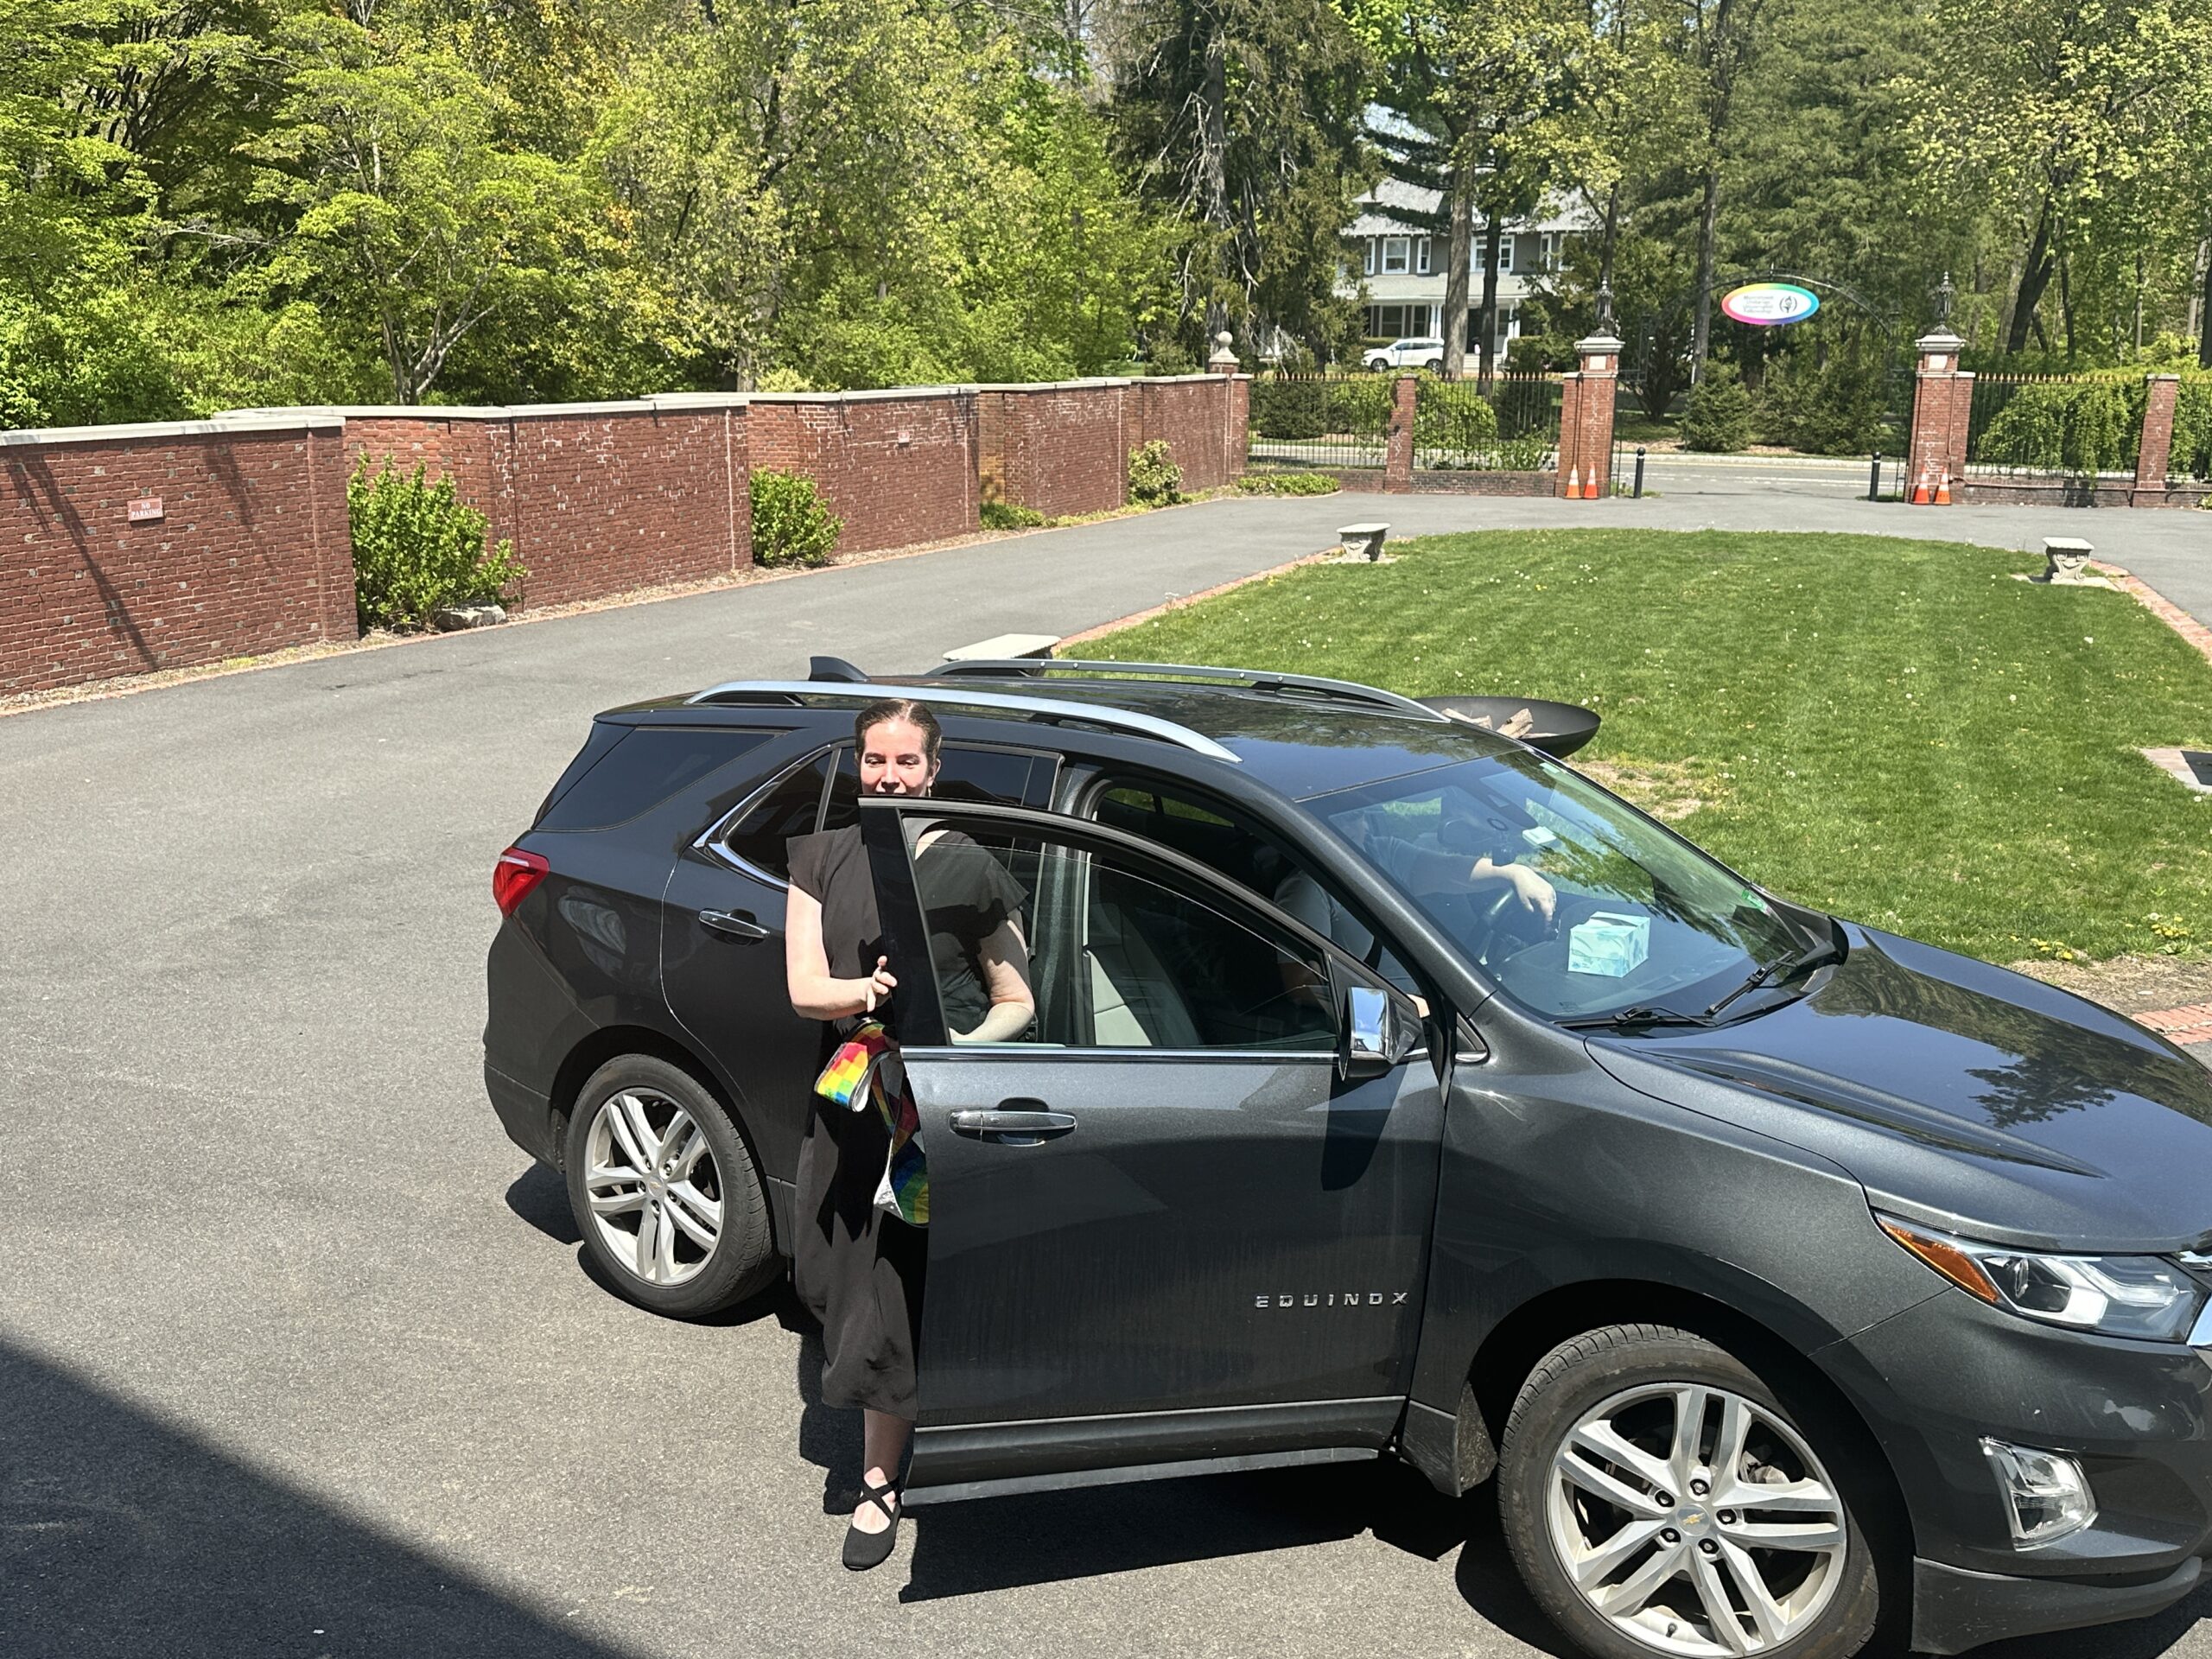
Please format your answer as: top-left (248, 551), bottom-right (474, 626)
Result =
top-left (943, 632), bottom-right (1060, 662)
top-left (2044, 537), bottom-right (2094, 584)
top-left (1338, 522), bottom-right (1390, 563)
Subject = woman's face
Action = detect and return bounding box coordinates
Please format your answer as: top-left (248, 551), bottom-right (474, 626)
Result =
top-left (858, 717), bottom-right (939, 796)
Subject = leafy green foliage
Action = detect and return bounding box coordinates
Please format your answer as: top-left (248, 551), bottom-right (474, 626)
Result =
top-left (1080, 527), bottom-right (2212, 963)
top-left (1682, 364), bottom-right (1753, 452)
top-left (1753, 348), bottom-right (1896, 454)
top-left (1127, 440), bottom-right (1185, 505)
top-left (1974, 378), bottom-right (2145, 474)
top-left (348, 460), bottom-right (524, 632)
top-left (2171, 379), bottom-right (2212, 480)
top-left (1236, 469), bottom-right (1341, 493)
top-left (1250, 378), bottom-right (1330, 440)
top-left (981, 500), bottom-right (1050, 529)
top-left (1412, 379), bottom-right (1502, 461)
top-left (749, 469), bottom-right (842, 567)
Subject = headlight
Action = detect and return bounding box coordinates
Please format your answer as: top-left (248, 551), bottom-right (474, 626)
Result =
top-left (1878, 1215), bottom-right (2208, 1342)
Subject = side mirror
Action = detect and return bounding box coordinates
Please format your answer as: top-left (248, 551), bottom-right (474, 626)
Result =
top-left (1341, 983), bottom-right (1421, 1080)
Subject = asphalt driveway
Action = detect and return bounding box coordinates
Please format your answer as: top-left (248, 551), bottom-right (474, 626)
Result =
top-left (6, 493), bottom-right (2211, 1659)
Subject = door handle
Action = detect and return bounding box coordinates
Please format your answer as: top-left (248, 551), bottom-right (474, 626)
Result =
top-left (698, 908), bottom-right (771, 940)
top-left (948, 1107), bottom-right (1077, 1142)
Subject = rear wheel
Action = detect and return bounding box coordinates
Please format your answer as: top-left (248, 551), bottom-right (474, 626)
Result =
top-left (1498, 1324), bottom-right (1882, 1659)
top-left (563, 1055), bottom-right (778, 1318)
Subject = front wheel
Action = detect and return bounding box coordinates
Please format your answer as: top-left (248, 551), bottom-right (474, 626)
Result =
top-left (563, 1055), bottom-right (779, 1318)
top-left (1498, 1324), bottom-right (1883, 1659)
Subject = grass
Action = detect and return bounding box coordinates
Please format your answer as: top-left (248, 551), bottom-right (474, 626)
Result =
top-left (1081, 529), bottom-right (2212, 966)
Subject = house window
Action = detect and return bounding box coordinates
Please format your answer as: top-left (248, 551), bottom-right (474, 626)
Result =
top-left (1416, 237), bottom-right (1432, 275)
top-left (1377, 304), bottom-right (1408, 338)
top-left (1497, 236), bottom-right (1515, 274)
top-left (1363, 238), bottom-right (1378, 276)
top-left (1382, 237), bottom-right (1410, 274)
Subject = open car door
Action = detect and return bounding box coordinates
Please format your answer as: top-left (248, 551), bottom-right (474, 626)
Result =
top-left (853, 797), bottom-right (1443, 1503)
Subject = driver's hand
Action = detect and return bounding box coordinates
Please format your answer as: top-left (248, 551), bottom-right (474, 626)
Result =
top-left (1502, 863), bottom-right (1557, 924)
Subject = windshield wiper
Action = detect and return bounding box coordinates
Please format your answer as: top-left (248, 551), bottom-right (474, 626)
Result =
top-left (1559, 1004), bottom-right (1716, 1032)
top-left (1701, 935), bottom-right (1847, 1022)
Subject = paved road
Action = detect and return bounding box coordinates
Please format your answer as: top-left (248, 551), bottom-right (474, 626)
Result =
top-left (5, 492), bottom-right (2210, 1659)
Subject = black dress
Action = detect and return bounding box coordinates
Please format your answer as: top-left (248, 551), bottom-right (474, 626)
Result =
top-left (785, 824), bottom-right (1027, 1418)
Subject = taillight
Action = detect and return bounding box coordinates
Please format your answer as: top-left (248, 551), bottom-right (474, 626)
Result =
top-left (493, 847), bottom-right (550, 917)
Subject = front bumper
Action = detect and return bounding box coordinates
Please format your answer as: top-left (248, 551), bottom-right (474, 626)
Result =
top-left (1824, 1286), bottom-right (2212, 1646)
top-left (1911, 1555), bottom-right (2202, 1655)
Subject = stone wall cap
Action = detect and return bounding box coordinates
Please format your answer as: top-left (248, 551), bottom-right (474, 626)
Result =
top-left (747, 386), bottom-right (981, 404)
top-left (0, 411), bottom-right (346, 446)
top-left (970, 378), bottom-right (1135, 393)
top-left (1914, 330), bottom-right (1967, 351)
top-left (1575, 333), bottom-right (1625, 352)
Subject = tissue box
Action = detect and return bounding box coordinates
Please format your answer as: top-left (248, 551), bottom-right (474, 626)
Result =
top-left (1567, 912), bottom-right (1650, 977)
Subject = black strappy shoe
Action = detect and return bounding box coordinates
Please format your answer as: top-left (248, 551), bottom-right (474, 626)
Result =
top-left (841, 1478), bottom-right (903, 1571)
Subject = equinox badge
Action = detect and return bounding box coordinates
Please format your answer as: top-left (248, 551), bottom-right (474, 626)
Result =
top-left (1255, 1291), bottom-right (1409, 1308)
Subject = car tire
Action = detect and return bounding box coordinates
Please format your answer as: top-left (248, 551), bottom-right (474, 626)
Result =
top-left (1425, 357), bottom-right (1443, 372)
top-left (1498, 1324), bottom-right (1884, 1659)
top-left (563, 1055), bottom-right (779, 1318)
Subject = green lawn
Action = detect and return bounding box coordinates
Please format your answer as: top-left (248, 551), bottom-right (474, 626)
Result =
top-left (1083, 530), bottom-right (2212, 965)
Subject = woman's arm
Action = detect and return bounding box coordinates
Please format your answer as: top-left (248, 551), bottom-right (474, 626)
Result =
top-left (785, 887), bottom-right (896, 1020)
top-left (952, 917), bottom-right (1035, 1043)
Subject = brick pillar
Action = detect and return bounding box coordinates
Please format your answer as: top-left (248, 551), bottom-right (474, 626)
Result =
top-left (1557, 333), bottom-right (1622, 499)
top-left (1384, 373), bottom-right (1417, 493)
top-left (1907, 331), bottom-right (1971, 505)
top-left (2135, 373), bottom-right (2181, 505)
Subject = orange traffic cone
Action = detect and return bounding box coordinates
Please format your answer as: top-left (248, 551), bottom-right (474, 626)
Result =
top-left (1588, 469), bottom-right (1604, 499)
top-left (1935, 470), bottom-right (1952, 505)
top-left (1910, 467), bottom-right (1931, 505)
top-left (1567, 465), bottom-right (1582, 499)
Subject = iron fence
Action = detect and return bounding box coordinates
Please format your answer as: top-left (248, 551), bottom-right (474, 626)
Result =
top-left (1246, 372), bottom-right (1392, 469)
top-left (1965, 373), bottom-right (2143, 480)
top-left (1414, 372), bottom-right (1561, 471)
top-left (2171, 375), bottom-right (2212, 481)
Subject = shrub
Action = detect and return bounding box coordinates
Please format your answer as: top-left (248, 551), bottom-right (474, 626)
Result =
top-left (1250, 377), bottom-right (1328, 440)
top-left (1128, 440), bottom-right (1183, 505)
top-left (347, 461), bottom-right (524, 633)
top-left (750, 468), bottom-right (841, 567)
top-left (1753, 351), bottom-right (1892, 454)
top-left (1681, 364), bottom-right (1753, 453)
top-left (2171, 380), bottom-right (2212, 480)
top-left (1974, 378), bottom-right (2143, 475)
top-left (1413, 382), bottom-right (1500, 465)
top-left (981, 499), bottom-right (1048, 529)
top-left (1236, 470), bottom-right (1341, 495)
top-left (1326, 375), bottom-right (1394, 434)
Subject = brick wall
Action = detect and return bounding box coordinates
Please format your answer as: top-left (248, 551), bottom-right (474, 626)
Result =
top-left (977, 381), bottom-right (1130, 518)
top-left (3, 376), bottom-right (1246, 697)
top-left (343, 400), bottom-right (750, 607)
top-left (1, 416), bottom-right (352, 696)
top-left (748, 390), bottom-right (976, 554)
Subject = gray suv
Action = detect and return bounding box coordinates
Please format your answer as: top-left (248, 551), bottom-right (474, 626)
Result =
top-left (484, 658), bottom-right (2212, 1659)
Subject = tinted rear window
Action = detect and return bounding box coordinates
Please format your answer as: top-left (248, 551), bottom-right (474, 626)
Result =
top-left (539, 728), bottom-right (772, 831)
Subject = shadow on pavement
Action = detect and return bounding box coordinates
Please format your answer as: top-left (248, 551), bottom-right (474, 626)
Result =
top-left (0, 1334), bottom-right (637, 1659)
top-left (504, 1161), bottom-right (580, 1244)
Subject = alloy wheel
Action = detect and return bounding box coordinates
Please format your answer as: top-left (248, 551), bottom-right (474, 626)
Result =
top-left (1545, 1382), bottom-right (1848, 1656)
top-left (582, 1089), bottom-right (723, 1287)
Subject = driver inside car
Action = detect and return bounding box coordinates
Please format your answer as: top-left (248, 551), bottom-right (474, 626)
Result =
top-left (1274, 809), bottom-right (1556, 982)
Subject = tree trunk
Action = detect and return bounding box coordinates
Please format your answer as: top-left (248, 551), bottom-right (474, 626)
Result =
top-left (1440, 164), bottom-right (1475, 378)
top-left (1477, 213), bottom-right (1503, 392)
top-left (2198, 237), bottom-right (2212, 368)
top-left (1197, 19), bottom-right (1232, 340)
top-left (1688, 162), bottom-right (1720, 378)
top-left (2005, 197), bottom-right (2056, 355)
top-left (2057, 238), bottom-right (2075, 359)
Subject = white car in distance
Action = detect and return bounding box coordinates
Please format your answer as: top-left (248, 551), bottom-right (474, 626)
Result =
top-left (1361, 335), bottom-right (1447, 372)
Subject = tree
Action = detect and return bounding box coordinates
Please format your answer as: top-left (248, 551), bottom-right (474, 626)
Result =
top-left (1108, 0), bottom-right (1371, 359)
top-left (246, 10), bottom-right (589, 403)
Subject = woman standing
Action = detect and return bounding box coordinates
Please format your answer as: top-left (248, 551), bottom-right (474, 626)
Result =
top-left (784, 698), bottom-right (1033, 1569)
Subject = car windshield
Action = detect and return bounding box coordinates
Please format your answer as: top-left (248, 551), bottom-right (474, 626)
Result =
top-left (1307, 753), bottom-right (1809, 1021)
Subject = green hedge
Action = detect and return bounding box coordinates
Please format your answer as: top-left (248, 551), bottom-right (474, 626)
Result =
top-left (1973, 378), bottom-right (2144, 475)
top-left (348, 461), bottom-right (524, 632)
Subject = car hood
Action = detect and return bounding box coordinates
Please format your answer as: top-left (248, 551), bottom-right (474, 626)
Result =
top-left (1586, 927), bottom-right (2212, 1253)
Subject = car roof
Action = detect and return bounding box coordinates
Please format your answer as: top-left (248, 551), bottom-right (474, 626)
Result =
top-left (612, 663), bottom-right (1515, 801)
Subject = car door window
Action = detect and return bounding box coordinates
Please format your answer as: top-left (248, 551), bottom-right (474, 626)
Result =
top-left (717, 743), bottom-right (1057, 883)
top-left (1092, 782), bottom-right (1421, 997)
top-left (899, 819), bottom-right (1338, 1052)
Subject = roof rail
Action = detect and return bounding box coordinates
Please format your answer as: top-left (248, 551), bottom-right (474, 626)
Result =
top-left (683, 681), bottom-right (1242, 763)
top-left (932, 658), bottom-right (1446, 721)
